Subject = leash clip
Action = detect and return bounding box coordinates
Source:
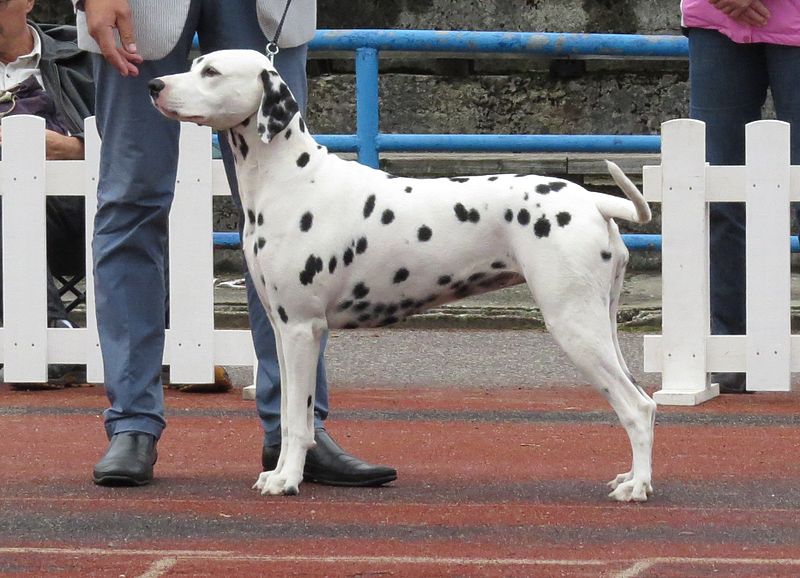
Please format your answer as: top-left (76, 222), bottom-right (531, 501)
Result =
top-left (266, 42), bottom-right (280, 63)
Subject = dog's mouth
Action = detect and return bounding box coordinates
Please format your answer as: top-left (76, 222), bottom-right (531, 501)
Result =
top-left (152, 100), bottom-right (207, 125)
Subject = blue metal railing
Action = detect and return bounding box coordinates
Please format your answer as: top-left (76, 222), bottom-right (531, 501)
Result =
top-left (208, 30), bottom-right (691, 251)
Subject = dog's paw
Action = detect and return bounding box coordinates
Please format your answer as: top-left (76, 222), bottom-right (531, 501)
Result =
top-left (607, 478), bottom-right (653, 502)
top-left (252, 471), bottom-right (271, 492)
top-left (607, 471), bottom-right (633, 490)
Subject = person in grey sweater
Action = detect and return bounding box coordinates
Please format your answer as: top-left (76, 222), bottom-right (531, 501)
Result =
top-left (78, 0), bottom-right (396, 487)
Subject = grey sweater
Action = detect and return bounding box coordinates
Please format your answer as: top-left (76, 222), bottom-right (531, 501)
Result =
top-left (72, 0), bottom-right (316, 60)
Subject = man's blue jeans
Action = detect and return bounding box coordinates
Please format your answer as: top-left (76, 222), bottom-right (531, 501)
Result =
top-left (92, 0), bottom-right (328, 442)
top-left (688, 28), bottom-right (800, 336)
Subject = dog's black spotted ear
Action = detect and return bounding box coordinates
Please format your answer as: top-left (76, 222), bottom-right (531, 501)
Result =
top-left (256, 69), bottom-right (300, 143)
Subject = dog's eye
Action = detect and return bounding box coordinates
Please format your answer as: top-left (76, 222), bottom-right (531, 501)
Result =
top-left (201, 67), bottom-right (221, 78)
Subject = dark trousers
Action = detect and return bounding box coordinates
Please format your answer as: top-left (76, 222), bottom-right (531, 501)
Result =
top-left (687, 28), bottom-right (800, 335)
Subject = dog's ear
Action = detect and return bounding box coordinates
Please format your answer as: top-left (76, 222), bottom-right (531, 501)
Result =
top-left (256, 69), bottom-right (300, 143)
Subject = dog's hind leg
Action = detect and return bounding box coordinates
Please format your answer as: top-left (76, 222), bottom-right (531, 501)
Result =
top-left (531, 270), bottom-right (656, 502)
top-left (254, 318), bottom-right (322, 496)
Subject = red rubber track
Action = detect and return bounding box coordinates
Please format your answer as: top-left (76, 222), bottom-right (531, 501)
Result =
top-left (1, 383), bottom-right (799, 577)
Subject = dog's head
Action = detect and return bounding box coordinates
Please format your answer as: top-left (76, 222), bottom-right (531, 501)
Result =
top-left (149, 49), bottom-right (299, 142)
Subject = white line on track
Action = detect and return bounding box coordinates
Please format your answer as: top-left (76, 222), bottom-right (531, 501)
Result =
top-left (3, 548), bottom-right (800, 573)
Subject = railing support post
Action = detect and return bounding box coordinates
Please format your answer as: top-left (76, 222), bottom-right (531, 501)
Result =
top-left (355, 47), bottom-right (380, 168)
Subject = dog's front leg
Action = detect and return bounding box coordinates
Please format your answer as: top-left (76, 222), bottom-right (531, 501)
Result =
top-left (257, 320), bottom-right (322, 496)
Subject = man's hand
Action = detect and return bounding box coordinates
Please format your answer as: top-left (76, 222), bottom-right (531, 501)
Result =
top-left (0, 129), bottom-right (84, 160)
top-left (709, 0), bottom-right (771, 27)
top-left (45, 131), bottom-right (85, 160)
top-left (84, 0), bottom-right (143, 76)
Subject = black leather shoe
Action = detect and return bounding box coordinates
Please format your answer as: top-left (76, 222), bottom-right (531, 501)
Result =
top-left (93, 432), bottom-right (158, 486)
top-left (712, 372), bottom-right (749, 394)
top-left (262, 430), bottom-right (396, 487)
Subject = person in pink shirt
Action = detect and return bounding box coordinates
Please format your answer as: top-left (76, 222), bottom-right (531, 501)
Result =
top-left (680, 0), bottom-right (800, 393)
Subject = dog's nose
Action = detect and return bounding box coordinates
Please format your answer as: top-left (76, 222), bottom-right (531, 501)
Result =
top-left (148, 79), bottom-right (165, 98)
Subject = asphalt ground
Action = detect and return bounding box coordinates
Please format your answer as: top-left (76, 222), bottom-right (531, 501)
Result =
top-left (2, 327), bottom-right (800, 577)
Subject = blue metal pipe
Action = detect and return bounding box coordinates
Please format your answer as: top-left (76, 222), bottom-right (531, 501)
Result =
top-left (376, 134), bottom-right (661, 154)
top-left (355, 47), bottom-right (381, 167)
top-left (311, 30), bottom-right (688, 58)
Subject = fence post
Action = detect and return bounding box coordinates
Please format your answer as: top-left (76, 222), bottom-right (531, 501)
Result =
top-left (167, 123), bottom-right (215, 383)
top-left (745, 120), bottom-right (791, 391)
top-left (1, 116), bottom-right (48, 382)
top-left (652, 119), bottom-right (718, 405)
top-left (83, 117), bottom-right (104, 383)
top-left (355, 47), bottom-right (380, 168)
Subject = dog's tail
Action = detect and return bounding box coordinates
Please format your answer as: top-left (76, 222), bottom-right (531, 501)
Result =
top-left (592, 160), bottom-right (651, 224)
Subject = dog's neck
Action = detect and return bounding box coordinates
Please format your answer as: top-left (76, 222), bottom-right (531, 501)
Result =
top-left (226, 113), bottom-right (324, 192)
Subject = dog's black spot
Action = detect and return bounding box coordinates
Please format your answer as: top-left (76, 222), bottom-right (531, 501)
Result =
top-left (468, 209), bottom-right (480, 223)
top-left (353, 282), bottom-right (370, 299)
top-left (418, 225), bottom-right (432, 242)
top-left (386, 174), bottom-right (400, 179)
top-left (514, 174), bottom-right (527, 178)
top-left (524, 193), bottom-right (529, 201)
top-left (343, 248), bottom-right (354, 266)
top-left (379, 316), bottom-right (399, 327)
top-left (278, 306), bottom-right (288, 323)
top-left (534, 216), bottom-right (551, 238)
top-left (468, 272), bottom-right (486, 283)
top-left (450, 177), bottom-right (470, 183)
top-left (343, 323), bottom-right (358, 329)
top-left (601, 251), bottom-right (612, 261)
top-left (356, 237), bottom-right (368, 254)
top-left (491, 261), bottom-right (507, 269)
top-left (237, 133), bottom-right (249, 160)
top-left (299, 118), bottom-right (306, 133)
top-left (488, 176), bottom-right (499, 181)
top-left (257, 123), bottom-right (266, 135)
top-left (300, 211), bottom-right (313, 232)
top-left (253, 241), bottom-right (259, 256)
top-left (437, 275), bottom-right (452, 286)
top-left (354, 301), bottom-right (371, 312)
top-left (196, 56), bottom-right (205, 64)
top-left (400, 298), bottom-right (415, 309)
top-left (556, 211), bottom-right (572, 227)
top-left (535, 184), bottom-right (552, 195)
top-left (358, 313), bottom-right (372, 322)
top-left (257, 237), bottom-right (266, 250)
top-left (454, 203), bottom-right (469, 222)
top-left (393, 268), bottom-right (409, 283)
top-left (247, 209), bottom-right (256, 224)
top-left (373, 303), bottom-right (386, 314)
top-left (240, 116), bottom-right (250, 127)
top-left (296, 152), bottom-right (310, 168)
top-left (451, 280), bottom-right (466, 290)
top-left (328, 256), bottom-right (337, 274)
top-left (257, 212), bottom-right (264, 226)
top-left (385, 304), bottom-right (399, 316)
top-left (381, 209), bottom-right (395, 225)
top-left (307, 395), bottom-right (312, 407)
top-left (363, 195), bottom-right (376, 219)
top-left (549, 181), bottom-right (567, 191)
top-left (337, 300), bottom-right (353, 311)
top-left (504, 209), bottom-right (513, 222)
top-left (405, 186), bottom-right (413, 193)
top-left (454, 284), bottom-right (472, 298)
top-left (260, 274), bottom-right (266, 286)
top-left (299, 254), bottom-right (323, 285)
top-left (517, 209), bottom-right (531, 226)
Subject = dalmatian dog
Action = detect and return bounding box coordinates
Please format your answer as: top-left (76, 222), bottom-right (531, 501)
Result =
top-left (150, 49), bottom-right (657, 502)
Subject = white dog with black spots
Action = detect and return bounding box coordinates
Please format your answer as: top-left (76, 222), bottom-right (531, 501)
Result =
top-left (150, 49), bottom-right (657, 502)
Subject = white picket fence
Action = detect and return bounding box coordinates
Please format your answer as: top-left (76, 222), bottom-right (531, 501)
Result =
top-left (644, 119), bottom-right (800, 405)
top-left (0, 114), bottom-right (255, 387)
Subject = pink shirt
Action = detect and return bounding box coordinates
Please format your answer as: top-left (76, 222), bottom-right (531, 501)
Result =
top-left (681, 0), bottom-right (800, 46)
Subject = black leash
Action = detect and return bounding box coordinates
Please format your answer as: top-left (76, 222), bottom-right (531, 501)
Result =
top-left (266, 0), bottom-right (294, 61)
